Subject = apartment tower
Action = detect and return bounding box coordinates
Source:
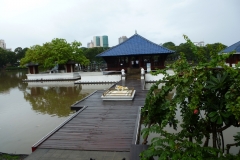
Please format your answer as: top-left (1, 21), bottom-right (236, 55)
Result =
top-left (118, 36), bottom-right (128, 44)
top-left (0, 40), bottom-right (6, 49)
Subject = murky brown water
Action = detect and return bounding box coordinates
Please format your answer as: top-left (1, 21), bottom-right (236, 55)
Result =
top-left (1, 72), bottom-right (238, 155)
top-left (0, 70), bottom-right (113, 154)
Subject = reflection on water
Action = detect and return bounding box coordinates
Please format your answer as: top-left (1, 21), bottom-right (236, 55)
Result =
top-left (0, 70), bottom-right (113, 154)
top-left (0, 71), bottom-right (27, 94)
top-left (24, 85), bottom-right (87, 117)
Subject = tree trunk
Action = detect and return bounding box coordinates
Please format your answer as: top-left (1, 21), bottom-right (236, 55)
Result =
top-left (220, 131), bottom-right (224, 153)
top-left (203, 135), bottom-right (209, 147)
top-left (142, 124), bottom-right (151, 145)
top-left (212, 123), bottom-right (217, 148)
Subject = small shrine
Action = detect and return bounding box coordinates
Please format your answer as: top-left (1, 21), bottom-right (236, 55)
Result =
top-left (101, 85), bottom-right (136, 100)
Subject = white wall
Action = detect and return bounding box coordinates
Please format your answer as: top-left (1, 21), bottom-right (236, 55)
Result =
top-left (145, 73), bottom-right (164, 82)
top-left (75, 74), bottom-right (121, 83)
top-left (26, 72), bottom-right (80, 80)
top-left (144, 70), bottom-right (174, 82)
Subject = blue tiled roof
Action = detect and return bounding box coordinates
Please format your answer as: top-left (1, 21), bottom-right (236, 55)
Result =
top-left (220, 41), bottom-right (240, 53)
top-left (97, 33), bottom-right (175, 57)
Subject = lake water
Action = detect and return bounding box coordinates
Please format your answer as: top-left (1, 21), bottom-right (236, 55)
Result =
top-left (0, 70), bottom-right (113, 154)
top-left (1, 71), bottom-right (239, 155)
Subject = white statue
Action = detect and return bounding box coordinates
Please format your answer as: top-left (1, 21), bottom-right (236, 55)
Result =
top-left (141, 68), bottom-right (145, 74)
top-left (121, 69), bottom-right (125, 75)
top-left (115, 85), bottom-right (128, 91)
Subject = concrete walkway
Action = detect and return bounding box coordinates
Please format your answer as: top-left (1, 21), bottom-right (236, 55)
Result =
top-left (25, 149), bottom-right (129, 160)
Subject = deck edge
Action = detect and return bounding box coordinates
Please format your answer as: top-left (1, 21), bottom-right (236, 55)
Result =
top-left (31, 106), bottom-right (88, 152)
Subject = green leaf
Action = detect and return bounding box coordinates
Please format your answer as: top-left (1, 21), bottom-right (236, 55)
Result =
top-left (216, 116), bottom-right (223, 125)
top-left (208, 111), bottom-right (217, 118)
top-left (169, 139), bottom-right (175, 148)
top-left (220, 112), bottom-right (231, 118)
top-left (210, 115), bottom-right (218, 122)
top-left (183, 78), bottom-right (188, 83)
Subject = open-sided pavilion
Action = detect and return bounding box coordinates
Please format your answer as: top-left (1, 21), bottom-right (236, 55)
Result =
top-left (97, 33), bottom-right (175, 72)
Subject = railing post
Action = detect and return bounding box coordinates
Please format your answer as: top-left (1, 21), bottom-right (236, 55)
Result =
top-left (121, 69), bottom-right (126, 80)
top-left (141, 68), bottom-right (145, 80)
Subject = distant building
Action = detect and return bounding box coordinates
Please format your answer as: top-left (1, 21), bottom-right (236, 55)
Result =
top-left (119, 36), bottom-right (128, 44)
top-left (87, 35), bottom-right (109, 48)
top-left (93, 36), bottom-right (101, 47)
top-left (87, 40), bottom-right (94, 48)
top-left (0, 39), bottom-right (11, 51)
top-left (101, 35), bottom-right (108, 47)
top-left (6, 48), bottom-right (12, 51)
top-left (0, 39), bottom-right (6, 49)
top-left (194, 41), bottom-right (204, 47)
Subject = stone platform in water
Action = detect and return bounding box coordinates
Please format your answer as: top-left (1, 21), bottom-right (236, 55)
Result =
top-left (101, 89), bottom-right (136, 100)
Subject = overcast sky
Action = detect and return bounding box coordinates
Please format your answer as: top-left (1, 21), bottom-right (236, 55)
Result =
top-left (1, 0), bottom-right (240, 50)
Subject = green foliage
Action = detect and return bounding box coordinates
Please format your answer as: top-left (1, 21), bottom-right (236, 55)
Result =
top-left (14, 47), bottom-right (28, 61)
top-left (141, 126), bottom-right (221, 160)
top-left (0, 154), bottom-right (20, 160)
top-left (0, 48), bottom-right (18, 67)
top-left (233, 132), bottom-right (240, 146)
top-left (162, 42), bottom-right (176, 50)
top-left (165, 40), bottom-right (226, 64)
top-left (0, 152), bottom-right (28, 160)
top-left (20, 38), bottom-right (90, 69)
top-left (83, 47), bottom-right (109, 63)
top-left (141, 35), bottom-right (240, 159)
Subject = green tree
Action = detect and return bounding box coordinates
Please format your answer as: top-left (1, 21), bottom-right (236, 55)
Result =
top-left (83, 47), bottom-right (109, 63)
top-left (205, 43), bottom-right (227, 58)
top-left (81, 47), bottom-right (109, 70)
top-left (5, 50), bottom-right (17, 66)
top-left (163, 42), bottom-right (178, 61)
top-left (176, 42), bottom-right (194, 62)
top-left (0, 48), bottom-right (17, 67)
top-left (141, 35), bottom-right (240, 159)
top-left (14, 47), bottom-right (28, 62)
top-left (162, 42), bottom-right (176, 50)
top-left (20, 38), bottom-right (90, 69)
top-left (0, 48), bottom-right (7, 67)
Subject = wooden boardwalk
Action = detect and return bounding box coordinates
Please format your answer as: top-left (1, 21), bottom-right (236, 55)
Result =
top-left (34, 79), bottom-right (148, 153)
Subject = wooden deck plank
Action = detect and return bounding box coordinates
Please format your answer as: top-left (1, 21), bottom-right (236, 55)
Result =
top-left (38, 80), bottom-right (148, 152)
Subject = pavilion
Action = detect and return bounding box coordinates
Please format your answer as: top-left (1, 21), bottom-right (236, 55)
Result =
top-left (220, 41), bottom-right (240, 67)
top-left (96, 33), bottom-right (174, 72)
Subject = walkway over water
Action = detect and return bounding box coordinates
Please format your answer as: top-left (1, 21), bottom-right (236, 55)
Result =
top-left (30, 79), bottom-right (148, 159)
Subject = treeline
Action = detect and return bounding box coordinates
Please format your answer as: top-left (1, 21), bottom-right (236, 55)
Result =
top-left (0, 40), bottom-right (227, 69)
top-left (163, 42), bottom-right (227, 63)
top-left (0, 47), bottom-right (28, 68)
top-left (82, 47), bottom-right (109, 64)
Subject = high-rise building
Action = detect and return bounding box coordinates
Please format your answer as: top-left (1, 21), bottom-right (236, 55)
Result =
top-left (101, 35), bottom-right (108, 47)
top-left (93, 36), bottom-right (101, 47)
top-left (119, 36), bottom-right (128, 44)
top-left (87, 35), bottom-right (109, 48)
top-left (0, 39), bottom-right (6, 49)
